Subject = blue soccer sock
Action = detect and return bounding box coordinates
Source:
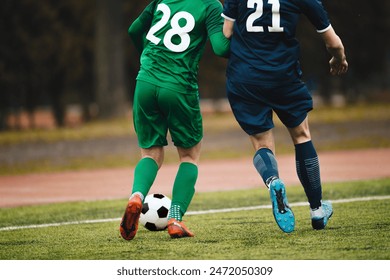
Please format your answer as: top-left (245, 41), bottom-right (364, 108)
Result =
top-left (253, 148), bottom-right (279, 187)
top-left (295, 141), bottom-right (322, 209)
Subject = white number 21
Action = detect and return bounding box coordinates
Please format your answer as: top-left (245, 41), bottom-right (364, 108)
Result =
top-left (246, 0), bottom-right (284, 32)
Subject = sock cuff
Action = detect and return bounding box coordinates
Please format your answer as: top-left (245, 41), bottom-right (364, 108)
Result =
top-left (130, 192), bottom-right (144, 202)
top-left (253, 147), bottom-right (273, 161)
top-left (179, 162), bottom-right (198, 168)
top-left (140, 157), bottom-right (158, 168)
top-left (295, 141), bottom-right (317, 159)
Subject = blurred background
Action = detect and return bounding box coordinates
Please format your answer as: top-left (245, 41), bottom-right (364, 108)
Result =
top-left (0, 0), bottom-right (389, 130)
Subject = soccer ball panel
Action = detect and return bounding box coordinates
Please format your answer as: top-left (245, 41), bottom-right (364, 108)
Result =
top-left (157, 206), bottom-right (169, 218)
top-left (141, 203), bottom-right (149, 214)
top-left (153, 193), bottom-right (165, 199)
top-left (139, 193), bottom-right (171, 231)
top-left (144, 222), bottom-right (158, 231)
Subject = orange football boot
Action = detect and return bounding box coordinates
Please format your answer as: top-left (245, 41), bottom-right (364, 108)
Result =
top-left (119, 194), bottom-right (142, 240)
top-left (167, 218), bottom-right (194, 238)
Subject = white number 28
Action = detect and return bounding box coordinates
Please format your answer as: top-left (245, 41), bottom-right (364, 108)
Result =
top-left (146, 3), bottom-right (195, 53)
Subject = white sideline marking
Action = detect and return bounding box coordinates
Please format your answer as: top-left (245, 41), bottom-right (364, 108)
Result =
top-left (1, 195), bottom-right (389, 232)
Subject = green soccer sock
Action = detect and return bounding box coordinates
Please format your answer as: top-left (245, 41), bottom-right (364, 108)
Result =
top-left (131, 157), bottom-right (158, 201)
top-left (168, 162), bottom-right (198, 221)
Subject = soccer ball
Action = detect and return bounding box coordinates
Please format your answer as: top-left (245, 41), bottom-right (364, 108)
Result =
top-left (140, 193), bottom-right (171, 231)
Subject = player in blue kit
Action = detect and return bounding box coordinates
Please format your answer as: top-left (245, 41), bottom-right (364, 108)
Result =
top-left (222, 0), bottom-right (348, 233)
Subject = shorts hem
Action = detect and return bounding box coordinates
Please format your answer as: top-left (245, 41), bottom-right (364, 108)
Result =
top-left (138, 142), bottom-right (168, 149)
top-left (284, 113), bottom-right (309, 128)
top-left (173, 138), bottom-right (202, 149)
top-left (247, 126), bottom-right (274, 136)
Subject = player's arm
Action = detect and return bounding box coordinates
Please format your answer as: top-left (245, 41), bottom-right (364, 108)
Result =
top-left (221, 0), bottom-right (237, 39)
top-left (209, 31), bottom-right (231, 58)
top-left (205, 1), bottom-right (232, 58)
top-left (128, 17), bottom-right (148, 54)
top-left (222, 18), bottom-right (234, 39)
top-left (320, 26), bottom-right (348, 75)
top-left (128, 1), bottom-right (156, 54)
top-left (209, 14), bottom-right (235, 58)
top-left (301, 0), bottom-right (348, 76)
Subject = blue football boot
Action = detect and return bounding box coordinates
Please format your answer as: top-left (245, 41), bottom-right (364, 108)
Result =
top-left (269, 179), bottom-right (295, 233)
top-left (311, 201), bottom-right (333, 230)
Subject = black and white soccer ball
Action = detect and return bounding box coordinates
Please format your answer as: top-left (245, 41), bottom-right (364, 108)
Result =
top-left (140, 193), bottom-right (171, 231)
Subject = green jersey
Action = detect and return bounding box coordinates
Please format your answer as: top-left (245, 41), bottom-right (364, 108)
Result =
top-left (130, 0), bottom-right (225, 93)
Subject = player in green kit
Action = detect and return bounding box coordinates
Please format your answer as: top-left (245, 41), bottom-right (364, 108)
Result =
top-left (120, 0), bottom-right (230, 240)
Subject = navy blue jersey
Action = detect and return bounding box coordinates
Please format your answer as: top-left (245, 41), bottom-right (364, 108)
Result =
top-left (222, 0), bottom-right (331, 86)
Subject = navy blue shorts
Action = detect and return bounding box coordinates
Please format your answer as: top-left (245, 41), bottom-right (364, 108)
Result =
top-left (226, 79), bottom-right (313, 135)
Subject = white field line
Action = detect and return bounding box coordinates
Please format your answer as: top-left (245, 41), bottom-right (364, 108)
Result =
top-left (1, 195), bottom-right (389, 232)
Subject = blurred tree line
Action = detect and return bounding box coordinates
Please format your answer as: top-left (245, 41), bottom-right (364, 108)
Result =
top-left (0, 0), bottom-right (389, 130)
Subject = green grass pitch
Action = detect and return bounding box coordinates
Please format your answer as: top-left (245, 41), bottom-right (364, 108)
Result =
top-left (0, 179), bottom-right (389, 260)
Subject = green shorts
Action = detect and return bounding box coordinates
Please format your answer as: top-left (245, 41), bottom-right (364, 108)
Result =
top-left (133, 80), bottom-right (203, 149)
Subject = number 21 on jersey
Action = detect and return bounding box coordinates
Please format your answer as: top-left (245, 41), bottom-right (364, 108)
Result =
top-left (247, 0), bottom-right (284, 32)
top-left (146, 3), bottom-right (195, 52)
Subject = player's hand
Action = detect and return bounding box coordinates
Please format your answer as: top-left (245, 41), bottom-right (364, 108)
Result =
top-left (329, 57), bottom-right (348, 75)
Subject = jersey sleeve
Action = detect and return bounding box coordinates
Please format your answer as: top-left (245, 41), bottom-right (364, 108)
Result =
top-left (300, 0), bottom-right (331, 33)
top-left (205, 0), bottom-right (225, 37)
top-left (209, 31), bottom-right (230, 58)
top-left (205, 1), bottom-right (231, 57)
top-left (127, 0), bottom-right (157, 53)
top-left (221, 0), bottom-right (238, 21)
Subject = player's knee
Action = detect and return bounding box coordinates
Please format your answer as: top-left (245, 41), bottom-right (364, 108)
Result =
top-left (177, 144), bottom-right (201, 164)
top-left (291, 130), bottom-right (311, 144)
